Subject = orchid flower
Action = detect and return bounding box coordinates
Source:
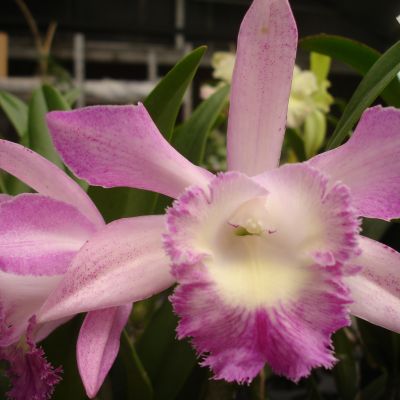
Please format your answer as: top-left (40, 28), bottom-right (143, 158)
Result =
top-left (0, 141), bottom-right (138, 398)
top-left (40, 0), bottom-right (400, 384)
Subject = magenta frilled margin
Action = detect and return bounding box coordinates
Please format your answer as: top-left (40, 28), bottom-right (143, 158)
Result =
top-left (40, 0), bottom-right (400, 385)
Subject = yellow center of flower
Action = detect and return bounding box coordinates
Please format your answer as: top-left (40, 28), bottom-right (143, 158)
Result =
top-left (204, 196), bottom-right (316, 309)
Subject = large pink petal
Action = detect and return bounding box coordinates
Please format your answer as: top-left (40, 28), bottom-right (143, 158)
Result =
top-left (38, 215), bottom-right (174, 322)
top-left (47, 104), bottom-right (212, 199)
top-left (0, 194), bottom-right (97, 276)
top-left (227, 0), bottom-right (298, 175)
top-left (309, 106), bottom-right (400, 220)
top-left (77, 305), bottom-right (132, 399)
top-left (0, 140), bottom-right (103, 228)
top-left (346, 236), bottom-right (400, 333)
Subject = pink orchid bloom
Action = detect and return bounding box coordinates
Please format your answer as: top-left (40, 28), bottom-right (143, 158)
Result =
top-left (0, 140), bottom-right (137, 399)
top-left (41, 0), bottom-right (400, 384)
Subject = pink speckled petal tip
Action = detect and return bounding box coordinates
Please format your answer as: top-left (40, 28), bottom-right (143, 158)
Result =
top-left (77, 305), bottom-right (132, 398)
top-left (309, 106), bottom-right (400, 221)
top-left (227, 0), bottom-right (297, 175)
top-left (46, 104), bottom-right (212, 199)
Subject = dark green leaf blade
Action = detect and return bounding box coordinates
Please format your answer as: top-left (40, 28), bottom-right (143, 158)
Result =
top-left (136, 299), bottom-right (197, 400)
top-left (300, 35), bottom-right (400, 108)
top-left (173, 84), bottom-right (230, 165)
top-left (332, 329), bottom-right (359, 400)
top-left (106, 330), bottom-right (153, 400)
top-left (144, 46), bottom-right (206, 140)
top-left (284, 128), bottom-right (306, 162)
top-left (0, 91), bottom-right (28, 139)
top-left (41, 84), bottom-right (89, 190)
top-left (325, 39), bottom-right (400, 149)
top-left (41, 317), bottom-right (87, 400)
top-left (42, 84), bottom-right (71, 111)
top-left (28, 87), bottom-right (64, 168)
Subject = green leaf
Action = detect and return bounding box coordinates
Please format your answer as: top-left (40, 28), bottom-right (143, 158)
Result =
top-left (285, 128), bottom-right (306, 162)
top-left (28, 87), bottom-right (64, 168)
top-left (321, 39), bottom-right (400, 149)
top-left (173, 84), bottom-right (230, 165)
top-left (360, 373), bottom-right (388, 400)
top-left (41, 84), bottom-right (89, 190)
top-left (301, 34), bottom-right (400, 109)
top-left (362, 218), bottom-right (391, 241)
top-left (0, 91), bottom-right (28, 139)
top-left (41, 317), bottom-right (87, 400)
top-left (64, 88), bottom-right (81, 106)
top-left (137, 299), bottom-right (197, 400)
top-left (106, 330), bottom-right (153, 400)
top-left (42, 84), bottom-right (71, 111)
top-left (332, 329), bottom-right (359, 400)
top-left (144, 46), bottom-right (207, 140)
top-left (89, 47), bottom-right (206, 221)
top-left (153, 85), bottom-right (229, 214)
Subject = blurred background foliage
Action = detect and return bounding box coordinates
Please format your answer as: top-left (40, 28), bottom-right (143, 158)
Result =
top-left (1, 1), bottom-right (400, 399)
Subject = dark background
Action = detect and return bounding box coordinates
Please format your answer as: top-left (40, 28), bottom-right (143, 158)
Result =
top-left (1, 0), bottom-right (399, 48)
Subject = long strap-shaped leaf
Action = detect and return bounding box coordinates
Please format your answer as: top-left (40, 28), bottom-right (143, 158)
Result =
top-left (324, 39), bottom-right (400, 149)
top-left (0, 91), bottom-right (28, 139)
top-left (144, 46), bottom-right (206, 140)
top-left (301, 35), bottom-right (400, 108)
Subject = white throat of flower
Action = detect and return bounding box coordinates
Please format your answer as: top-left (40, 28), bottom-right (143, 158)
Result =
top-left (207, 195), bottom-right (315, 309)
top-left (229, 196), bottom-right (275, 236)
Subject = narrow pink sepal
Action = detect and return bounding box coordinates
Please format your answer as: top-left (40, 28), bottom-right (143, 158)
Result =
top-left (47, 104), bottom-right (212, 199)
top-left (77, 305), bottom-right (132, 399)
top-left (346, 236), bottom-right (400, 332)
top-left (0, 271), bottom-right (64, 347)
top-left (0, 140), bottom-right (103, 228)
top-left (309, 106), bottom-right (400, 220)
top-left (227, 0), bottom-right (298, 175)
top-left (38, 216), bottom-right (174, 322)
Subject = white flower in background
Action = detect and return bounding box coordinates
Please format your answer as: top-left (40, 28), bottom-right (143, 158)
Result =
top-left (287, 66), bottom-right (319, 129)
top-left (212, 51), bottom-right (236, 82)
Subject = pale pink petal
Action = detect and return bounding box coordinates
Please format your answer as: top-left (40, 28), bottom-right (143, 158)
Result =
top-left (227, 0), bottom-right (297, 175)
top-left (0, 194), bottom-right (97, 276)
top-left (346, 236), bottom-right (400, 333)
top-left (77, 305), bottom-right (131, 399)
top-left (0, 139), bottom-right (103, 228)
top-left (38, 216), bottom-right (174, 322)
top-left (47, 104), bottom-right (212, 199)
top-left (34, 317), bottom-right (73, 343)
top-left (0, 271), bottom-right (63, 346)
top-left (309, 106), bottom-right (400, 220)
